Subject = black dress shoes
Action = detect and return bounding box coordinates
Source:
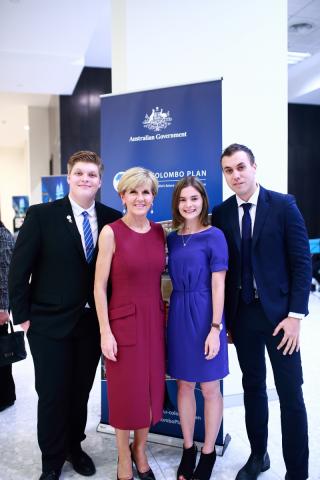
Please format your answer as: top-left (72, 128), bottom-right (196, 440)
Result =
top-left (67, 448), bottom-right (96, 476)
top-left (39, 471), bottom-right (60, 480)
top-left (117, 456), bottom-right (133, 480)
top-left (235, 452), bottom-right (270, 480)
top-left (130, 443), bottom-right (155, 480)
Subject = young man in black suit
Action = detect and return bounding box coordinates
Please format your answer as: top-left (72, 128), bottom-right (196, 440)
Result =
top-left (9, 151), bottom-right (121, 480)
top-left (212, 144), bottom-right (311, 480)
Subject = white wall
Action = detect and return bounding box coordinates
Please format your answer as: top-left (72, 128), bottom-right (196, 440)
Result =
top-left (0, 146), bottom-right (29, 232)
top-left (28, 106), bottom-right (51, 204)
top-left (48, 95), bottom-right (61, 176)
top-left (0, 104), bottom-right (58, 228)
top-left (112, 0), bottom-right (288, 197)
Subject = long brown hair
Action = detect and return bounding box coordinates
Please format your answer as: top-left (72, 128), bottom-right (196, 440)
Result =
top-left (171, 176), bottom-right (209, 229)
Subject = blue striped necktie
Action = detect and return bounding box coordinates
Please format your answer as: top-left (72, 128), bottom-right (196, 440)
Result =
top-left (82, 211), bottom-right (94, 263)
top-left (241, 203), bottom-right (255, 304)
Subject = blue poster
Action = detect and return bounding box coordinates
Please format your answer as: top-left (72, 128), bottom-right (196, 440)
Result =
top-left (12, 195), bottom-right (29, 231)
top-left (41, 175), bottom-right (68, 203)
top-left (100, 81), bottom-right (227, 448)
top-left (100, 80), bottom-right (222, 219)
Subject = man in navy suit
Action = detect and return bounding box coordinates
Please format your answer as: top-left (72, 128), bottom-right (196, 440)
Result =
top-left (212, 144), bottom-right (311, 480)
top-left (9, 151), bottom-right (121, 480)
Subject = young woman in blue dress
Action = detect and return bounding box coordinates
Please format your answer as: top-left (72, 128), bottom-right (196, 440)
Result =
top-left (167, 176), bottom-right (229, 480)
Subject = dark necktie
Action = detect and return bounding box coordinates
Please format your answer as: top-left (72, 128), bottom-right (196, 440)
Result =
top-left (82, 211), bottom-right (94, 263)
top-left (241, 203), bottom-right (255, 304)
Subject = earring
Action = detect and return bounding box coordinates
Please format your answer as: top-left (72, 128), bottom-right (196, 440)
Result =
top-left (122, 205), bottom-right (127, 215)
top-left (150, 204), bottom-right (154, 215)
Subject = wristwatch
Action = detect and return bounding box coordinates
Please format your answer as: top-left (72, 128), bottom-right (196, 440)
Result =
top-left (211, 322), bottom-right (223, 331)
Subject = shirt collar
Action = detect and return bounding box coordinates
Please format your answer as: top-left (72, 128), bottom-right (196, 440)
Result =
top-left (68, 195), bottom-right (95, 217)
top-left (236, 184), bottom-right (260, 208)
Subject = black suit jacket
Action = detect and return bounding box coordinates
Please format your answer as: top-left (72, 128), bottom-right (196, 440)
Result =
top-left (212, 186), bottom-right (312, 330)
top-left (9, 196), bottom-right (121, 338)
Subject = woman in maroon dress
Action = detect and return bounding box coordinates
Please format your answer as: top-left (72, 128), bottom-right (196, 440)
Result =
top-left (94, 167), bottom-right (166, 480)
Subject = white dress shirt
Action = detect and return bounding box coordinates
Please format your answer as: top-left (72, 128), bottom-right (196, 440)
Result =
top-left (236, 185), bottom-right (260, 235)
top-left (68, 196), bottom-right (98, 309)
top-left (68, 195), bottom-right (98, 253)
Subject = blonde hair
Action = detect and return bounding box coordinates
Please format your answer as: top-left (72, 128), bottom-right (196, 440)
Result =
top-left (117, 167), bottom-right (158, 196)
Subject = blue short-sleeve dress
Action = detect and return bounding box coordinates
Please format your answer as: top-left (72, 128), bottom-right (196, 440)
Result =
top-left (167, 226), bottom-right (229, 382)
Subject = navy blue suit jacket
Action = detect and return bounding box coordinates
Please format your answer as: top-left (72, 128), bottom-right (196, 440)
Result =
top-left (212, 186), bottom-right (312, 330)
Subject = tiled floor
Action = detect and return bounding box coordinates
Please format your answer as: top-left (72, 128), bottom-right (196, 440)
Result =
top-left (1, 294), bottom-right (320, 480)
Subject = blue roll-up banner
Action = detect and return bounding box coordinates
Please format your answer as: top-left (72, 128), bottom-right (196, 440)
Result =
top-left (100, 80), bottom-right (229, 450)
top-left (100, 80), bottom-right (222, 220)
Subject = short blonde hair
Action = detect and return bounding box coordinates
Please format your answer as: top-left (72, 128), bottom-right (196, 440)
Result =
top-left (117, 167), bottom-right (158, 196)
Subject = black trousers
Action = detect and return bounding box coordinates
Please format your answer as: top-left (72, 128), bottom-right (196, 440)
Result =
top-left (27, 310), bottom-right (101, 472)
top-left (0, 323), bottom-right (16, 408)
top-left (232, 299), bottom-right (308, 480)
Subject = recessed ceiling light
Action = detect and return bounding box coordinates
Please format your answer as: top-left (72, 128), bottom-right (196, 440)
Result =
top-left (24, 125), bottom-right (30, 131)
top-left (289, 22), bottom-right (314, 34)
top-left (287, 51), bottom-right (311, 65)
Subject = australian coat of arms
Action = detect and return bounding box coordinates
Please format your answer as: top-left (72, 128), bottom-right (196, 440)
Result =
top-left (143, 107), bottom-right (172, 132)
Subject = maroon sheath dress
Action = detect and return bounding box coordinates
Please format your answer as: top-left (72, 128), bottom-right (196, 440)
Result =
top-left (106, 219), bottom-right (166, 430)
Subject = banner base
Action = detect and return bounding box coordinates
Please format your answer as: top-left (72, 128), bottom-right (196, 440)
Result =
top-left (96, 423), bottom-right (231, 457)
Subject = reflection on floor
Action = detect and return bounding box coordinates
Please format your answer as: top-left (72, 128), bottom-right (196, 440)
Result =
top-left (1, 294), bottom-right (320, 480)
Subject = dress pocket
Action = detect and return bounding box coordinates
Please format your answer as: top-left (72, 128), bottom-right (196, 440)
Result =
top-left (109, 303), bottom-right (136, 346)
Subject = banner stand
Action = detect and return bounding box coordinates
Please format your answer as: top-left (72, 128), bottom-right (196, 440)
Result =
top-left (96, 423), bottom-right (231, 457)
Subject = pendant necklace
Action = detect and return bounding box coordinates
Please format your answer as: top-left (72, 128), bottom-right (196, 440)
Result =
top-left (181, 232), bottom-right (193, 247)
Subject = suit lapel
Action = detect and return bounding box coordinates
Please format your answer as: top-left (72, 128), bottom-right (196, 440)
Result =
top-left (252, 186), bottom-right (270, 246)
top-left (60, 196), bottom-right (87, 261)
top-left (229, 196), bottom-right (241, 253)
top-left (95, 201), bottom-right (105, 234)
top-left (94, 201), bottom-right (106, 255)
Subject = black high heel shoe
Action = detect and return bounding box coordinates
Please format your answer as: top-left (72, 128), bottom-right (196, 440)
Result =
top-left (192, 448), bottom-right (216, 480)
top-left (129, 443), bottom-right (155, 480)
top-left (177, 443), bottom-right (198, 480)
top-left (117, 457), bottom-right (133, 480)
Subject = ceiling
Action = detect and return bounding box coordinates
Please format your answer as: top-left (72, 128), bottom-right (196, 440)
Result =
top-left (0, 0), bottom-right (111, 148)
top-left (288, 0), bottom-right (320, 104)
top-left (0, 0), bottom-right (111, 95)
top-left (0, 0), bottom-right (319, 148)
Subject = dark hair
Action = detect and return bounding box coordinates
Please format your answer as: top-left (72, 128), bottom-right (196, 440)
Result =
top-left (67, 150), bottom-right (104, 177)
top-left (221, 143), bottom-right (255, 165)
top-left (171, 176), bottom-right (209, 229)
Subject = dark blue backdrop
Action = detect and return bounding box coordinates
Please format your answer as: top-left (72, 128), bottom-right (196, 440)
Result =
top-left (100, 80), bottom-right (222, 218)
